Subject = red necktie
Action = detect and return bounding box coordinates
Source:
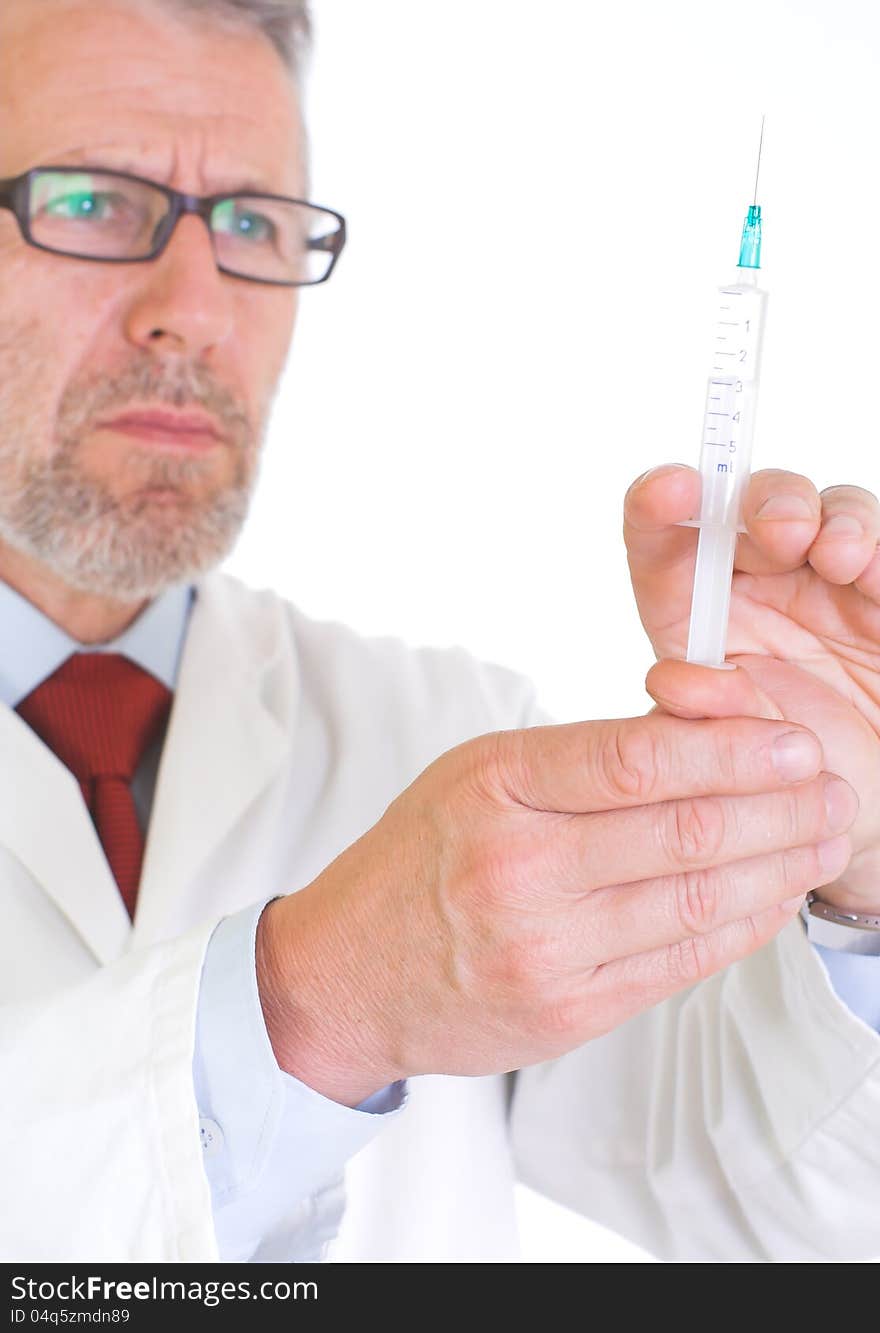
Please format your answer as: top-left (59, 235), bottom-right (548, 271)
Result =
top-left (15, 653), bottom-right (173, 919)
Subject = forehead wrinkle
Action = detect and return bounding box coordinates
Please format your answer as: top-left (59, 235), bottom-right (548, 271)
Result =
top-left (25, 93), bottom-right (305, 191)
top-left (49, 144), bottom-right (280, 195)
top-left (48, 126), bottom-right (277, 177)
top-left (44, 97), bottom-right (292, 142)
top-left (37, 75), bottom-right (288, 119)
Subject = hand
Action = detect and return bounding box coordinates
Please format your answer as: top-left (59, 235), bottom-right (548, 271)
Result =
top-left (256, 712), bottom-right (855, 1105)
top-left (625, 464), bottom-right (880, 911)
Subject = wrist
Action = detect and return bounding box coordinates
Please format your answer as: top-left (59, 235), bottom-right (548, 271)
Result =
top-left (255, 860), bottom-right (406, 1108)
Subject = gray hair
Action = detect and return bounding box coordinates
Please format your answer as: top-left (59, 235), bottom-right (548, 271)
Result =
top-left (154, 0), bottom-right (312, 78)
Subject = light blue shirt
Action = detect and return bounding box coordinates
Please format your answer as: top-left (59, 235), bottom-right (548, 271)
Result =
top-left (0, 576), bottom-right (405, 1263)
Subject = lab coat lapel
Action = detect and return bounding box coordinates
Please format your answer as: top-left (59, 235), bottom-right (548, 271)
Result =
top-left (131, 572), bottom-right (291, 947)
top-left (0, 703), bottom-right (131, 965)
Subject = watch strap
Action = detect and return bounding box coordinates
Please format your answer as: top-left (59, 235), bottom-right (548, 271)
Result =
top-left (806, 892), bottom-right (880, 932)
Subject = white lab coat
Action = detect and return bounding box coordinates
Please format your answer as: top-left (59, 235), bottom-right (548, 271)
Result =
top-left (1, 570), bottom-right (879, 1262)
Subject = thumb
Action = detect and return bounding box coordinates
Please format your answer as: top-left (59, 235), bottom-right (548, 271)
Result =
top-left (645, 657), bottom-right (784, 722)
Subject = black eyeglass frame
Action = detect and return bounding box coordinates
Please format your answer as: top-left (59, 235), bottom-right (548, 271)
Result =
top-left (0, 165), bottom-right (347, 288)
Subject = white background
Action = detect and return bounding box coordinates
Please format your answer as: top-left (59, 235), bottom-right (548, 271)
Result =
top-left (224, 0), bottom-right (880, 1261)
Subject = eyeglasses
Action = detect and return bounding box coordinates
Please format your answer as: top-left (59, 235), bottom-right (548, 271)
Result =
top-left (0, 166), bottom-right (347, 287)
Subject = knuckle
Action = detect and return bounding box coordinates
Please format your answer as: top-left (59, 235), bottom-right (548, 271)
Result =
top-left (784, 785), bottom-right (816, 843)
top-left (597, 724), bottom-right (662, 803)
top-left (675, 867), bottom-right (720, 935)
top-left (666, 933), bottom-right (715, 987)
top-left (494, 936), bottom-right (535, 991)
top-left (473, 727), bottom-right (526, 801)
top-left (491, 931), bottom-right (559, 997)
top-left (668, 914), bottom-right (764, 990)
top-left (725, 914), bottom-right (763, 963)
top-left (668, 795), bottom-right (727, 866)
top-left (711, 723), bottom-right (740, 787)
top-left (470, 825), bottom-right (546, 916)
top-left (779, 845), bottom-right (810, 895)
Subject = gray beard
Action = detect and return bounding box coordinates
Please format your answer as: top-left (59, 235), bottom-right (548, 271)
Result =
top-left (0, 446), bottom-right (259, 600)
top-left (0, 355), bottom-right (270, 601)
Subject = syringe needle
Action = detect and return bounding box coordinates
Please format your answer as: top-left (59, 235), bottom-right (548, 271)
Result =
top-left (753, 114), bottom-right (766, 206)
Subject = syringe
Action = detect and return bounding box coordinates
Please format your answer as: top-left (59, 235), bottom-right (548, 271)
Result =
top-left (684, 119), bottom-right (769, 668)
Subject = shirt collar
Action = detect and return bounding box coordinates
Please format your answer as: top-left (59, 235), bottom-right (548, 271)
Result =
top-left (0, 578), bottom-right (195, 709)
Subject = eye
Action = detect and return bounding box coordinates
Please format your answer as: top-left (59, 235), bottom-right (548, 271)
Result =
top-left (212, 199), bottom-right (277, 243)
top-left (44, 191), bottom-right (121, 221)
top-left (236, 211), bottom-right (274, 241)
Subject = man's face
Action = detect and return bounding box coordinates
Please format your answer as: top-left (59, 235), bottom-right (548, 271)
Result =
top-left (0, 0), bottom-right (307, 600)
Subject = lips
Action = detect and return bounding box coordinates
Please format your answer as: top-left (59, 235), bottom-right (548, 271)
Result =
top-left (99, 409), bottom-right (224, 440)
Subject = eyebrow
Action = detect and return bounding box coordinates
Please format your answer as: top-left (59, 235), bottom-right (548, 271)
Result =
top-left (50, 150), bottom-right (275, 196)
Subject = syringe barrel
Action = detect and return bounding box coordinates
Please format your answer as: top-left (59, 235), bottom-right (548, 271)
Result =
top-left (686, 272), bottom-right (768, 667)
top-left (686, 526), bottom-right (738, 666)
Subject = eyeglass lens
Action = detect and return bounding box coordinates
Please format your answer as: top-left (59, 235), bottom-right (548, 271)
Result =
top-left (26, 170), bottom-right (340, 284)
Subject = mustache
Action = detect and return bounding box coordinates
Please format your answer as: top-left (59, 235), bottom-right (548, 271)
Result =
top-left (56, 360), bottom-right (252, 449)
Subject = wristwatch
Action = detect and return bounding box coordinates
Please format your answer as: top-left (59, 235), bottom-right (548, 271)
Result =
top-left (806, 892), bottom-right (880, 932)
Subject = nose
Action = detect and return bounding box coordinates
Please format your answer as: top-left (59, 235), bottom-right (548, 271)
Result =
top-left (122, 212), bottom-right (235, 358)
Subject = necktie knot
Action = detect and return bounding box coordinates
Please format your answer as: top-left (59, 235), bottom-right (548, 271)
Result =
top-left (15, 653), bottom-right (173, 918)
top-left (16, 652), bottom-right (172, 787)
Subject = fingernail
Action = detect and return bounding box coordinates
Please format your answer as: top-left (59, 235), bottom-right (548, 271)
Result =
top-left (628, 464), bottom-right (691, 493)
top-left (756, 494), bottom-right (815, 521)
top-left (781, 894), bottom-right (806, 912)
top-left (629, 467), bottom-right (659, 492)
top-left (824, 776), bottom-right (859, 833)
top-left (772, 731), bottom-right (821, 781)
top-left (817, 834), bottom-right (852, 878)
top-left (823, 514), bottom-right (864, 539)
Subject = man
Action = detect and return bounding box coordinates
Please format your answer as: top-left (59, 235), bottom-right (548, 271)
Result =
top-left (1, 0), bottom-right (878, 1263)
